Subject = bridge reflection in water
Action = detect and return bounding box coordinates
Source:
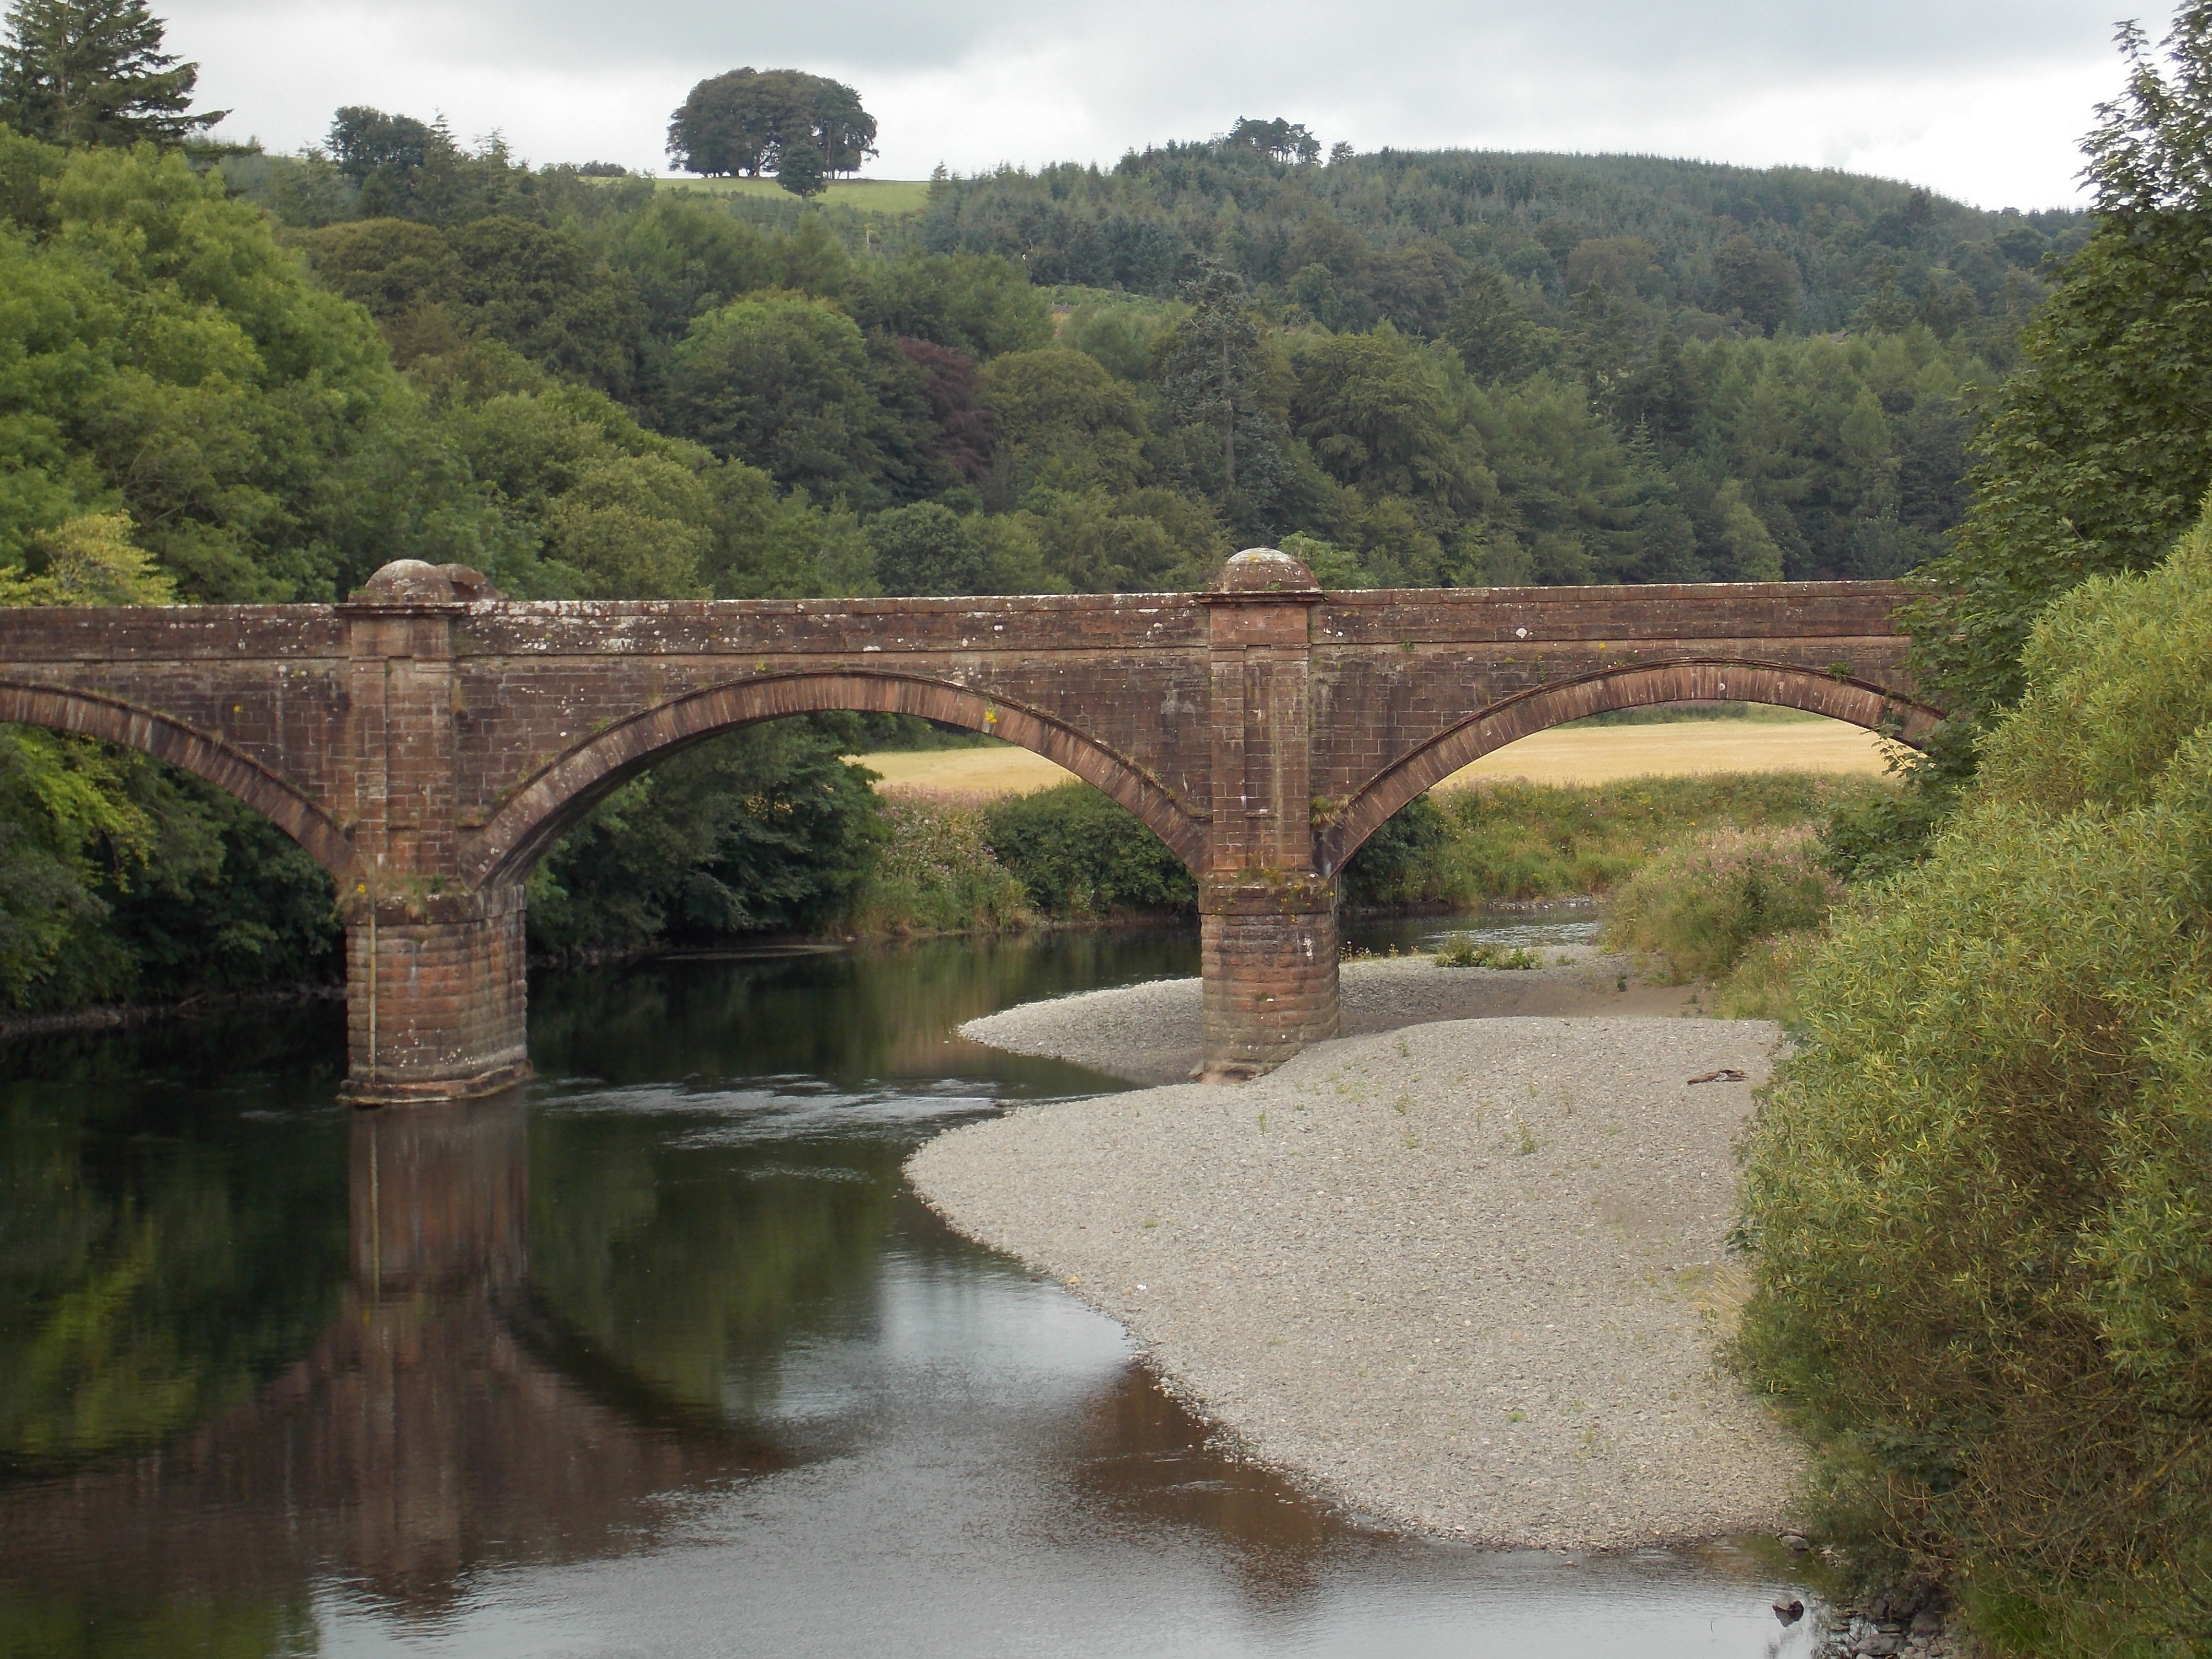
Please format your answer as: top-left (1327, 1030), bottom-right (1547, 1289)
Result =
top-left (0, 945), bottom-right (1380, 1653)
top-left (0, 1097), bottom-right (770, 1622)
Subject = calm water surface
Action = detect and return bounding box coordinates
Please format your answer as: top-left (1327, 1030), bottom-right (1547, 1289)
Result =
top-left (0, 923), bottom-right (1820, 1657)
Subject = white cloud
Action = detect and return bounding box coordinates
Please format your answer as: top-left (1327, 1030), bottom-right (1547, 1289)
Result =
top-left (162, 0), bottom-right (2135, 207)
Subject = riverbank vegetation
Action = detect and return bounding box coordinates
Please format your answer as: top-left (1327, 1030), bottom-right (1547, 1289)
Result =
top-left (1714, 16), bottom-right (2212, 1651)
top-left (1598, 824), bottom-right (1839, 990)
top-left (1342, 773), bottom-right (1879, 911)
top-left (1738, 505), bottom-right (2212, 1652)
top-left (821, 765), bottom-right (1885, 946)
top-left (841, 795), bottom-right (1032, 937)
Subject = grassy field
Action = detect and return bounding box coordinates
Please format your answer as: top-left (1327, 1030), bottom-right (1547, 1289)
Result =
top-left (650, 176), bottom-right (933, 213)
top-left (854, 716), bottom-right (1900, 798)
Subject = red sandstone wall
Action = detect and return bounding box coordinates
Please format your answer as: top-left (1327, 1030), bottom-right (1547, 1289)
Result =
top-left (1307, 583), bottom-right (1921, 812)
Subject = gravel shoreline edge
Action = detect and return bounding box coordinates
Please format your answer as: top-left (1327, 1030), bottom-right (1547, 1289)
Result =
top-left (911, 980), bottom-right (1803, 1550)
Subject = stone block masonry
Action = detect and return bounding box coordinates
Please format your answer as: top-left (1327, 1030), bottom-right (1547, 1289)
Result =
top-left (340, 885), bottom-right (529, 1105)
top-left (0, 553), bottom-right (1936, 1101)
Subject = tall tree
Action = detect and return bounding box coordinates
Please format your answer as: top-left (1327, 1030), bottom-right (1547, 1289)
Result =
top-left (1915, 0), bottom-right (2212, 720)
top-left (1156, 262), bottom-right (1281, 505)
top-left (1289, 331), bottom-right (1486, 512)
top-left (0, 0), bottom-right (220, 146)
top-left (666, 68), bottom-right (777, 177)
top-left (1444, 264), bottom-right (1549, 384)
top-left (665, 67), bottom-right (876, 180)
top-left (810, 76), bottom-right (876, 174)
top-left (1709, 234), bottom-right (1802, 333)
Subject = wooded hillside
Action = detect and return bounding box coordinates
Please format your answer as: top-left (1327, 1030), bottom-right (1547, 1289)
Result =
top-left (0, 110), bottom-right (2088, 1007)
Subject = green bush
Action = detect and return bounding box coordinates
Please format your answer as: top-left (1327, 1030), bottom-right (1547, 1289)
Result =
top-left (1708, 928), bottom-right (1821, 1021)
top-left (1346, 773), bottom-right (1885, 909)
top-left (1339, 794), bottom-right (1451, 906)
top-left (980, 783), bottom-right (1196, 919)
top-left (1735, 506), bottom-right (2212, 1652)
top-left (1600, 824), bottom-right (1840, 982)
top-left (843, 794), bottom-right (1032, 936)
top-left (1434, 936), bottom-right (1538, 969)
top-left (1818, 718), bottom-right (1981, 887)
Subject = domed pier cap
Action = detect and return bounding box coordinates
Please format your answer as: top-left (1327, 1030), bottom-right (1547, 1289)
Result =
top-left (1204, 547), bottom-right (1323, 601)
top-left (350, 560), bottom-right (500, 605)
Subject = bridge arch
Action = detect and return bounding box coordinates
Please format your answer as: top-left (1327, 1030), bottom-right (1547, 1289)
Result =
top-left (464, 669), bottom-right (1207, 890)
top-left (1315, 657), bottom-right (1943, 875)
top-left (0, 681), bottom-right (354, 880)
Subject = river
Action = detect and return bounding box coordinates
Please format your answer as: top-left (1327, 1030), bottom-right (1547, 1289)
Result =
top-left (0, 925), bottom-right (1825, 1657)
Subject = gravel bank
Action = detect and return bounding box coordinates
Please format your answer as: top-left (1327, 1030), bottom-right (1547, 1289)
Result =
top-left (908, 1014), bottom-right (1798, 1549)
top-left (960, 949), bottom-right (1694, 1086)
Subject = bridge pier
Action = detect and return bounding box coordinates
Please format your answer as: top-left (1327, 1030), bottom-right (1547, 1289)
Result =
top-left (1196, 552), bottom-right (1339, 1080)
top-left (339, 886), bottom-right (532, 1107)
top-left (1198, 875), bottom-right (1339, 1081)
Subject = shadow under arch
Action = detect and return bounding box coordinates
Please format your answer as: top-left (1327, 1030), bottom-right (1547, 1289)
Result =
top-left (1315, 657), bottom-right (1944, 875)
top-left (464, 669), bottom-right (1208, 890)
top-left (0, 680), bottom-right (355, 880)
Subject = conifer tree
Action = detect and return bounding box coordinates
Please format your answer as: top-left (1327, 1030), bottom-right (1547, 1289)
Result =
top-left (775, 132), bottom-right (825, 197)
top-left (1153, 262), bottom-right (1298, 538)
top-left (0, 0), bottom-right (221, 148)
top-left (1157, 264), bottom-right (1278, 495)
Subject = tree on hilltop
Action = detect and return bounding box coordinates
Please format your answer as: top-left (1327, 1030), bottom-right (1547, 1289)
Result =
top-left (1227, 115), bottom-right (1320, 164)
top-left (329, 104), bottom-right (448, 182)
top-left (0, 0), bottom-right (222, 146)
top-left (666, 67), bottom-right (876, 181)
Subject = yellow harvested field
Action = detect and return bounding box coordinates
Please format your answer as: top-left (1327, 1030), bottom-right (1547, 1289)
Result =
top-left (1434, 719), bottom-right (1903, 788)
top-left (856, 718), bottom-right (1900, 798)
top-left (852, 746), bottom-right (1077, 795)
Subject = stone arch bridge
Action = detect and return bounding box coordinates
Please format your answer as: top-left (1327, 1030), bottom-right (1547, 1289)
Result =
top-left (0, 550), bottom-right (1937, 1102)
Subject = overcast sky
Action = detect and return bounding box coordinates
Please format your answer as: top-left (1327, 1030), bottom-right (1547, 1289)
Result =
top-left (164, 0), bottom-right (2152, 209)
